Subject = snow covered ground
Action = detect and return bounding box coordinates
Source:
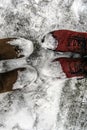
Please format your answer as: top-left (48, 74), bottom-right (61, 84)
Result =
top-left (0, 0), bottom-right (87, 130)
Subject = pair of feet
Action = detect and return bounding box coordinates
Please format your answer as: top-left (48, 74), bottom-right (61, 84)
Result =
top-left (42, 30), bottom-right (87, 78)
top-left (0, 30), bottom-right (87, 93)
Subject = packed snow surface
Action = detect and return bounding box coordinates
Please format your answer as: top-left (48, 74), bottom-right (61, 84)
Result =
top-left (0, 0), bottom-right (87, 130)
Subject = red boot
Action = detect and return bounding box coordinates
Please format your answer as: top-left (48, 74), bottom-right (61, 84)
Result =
top-left (53, 57), bottom-right (87, 78)
top-left (42, 30), bottom-right (87, 55)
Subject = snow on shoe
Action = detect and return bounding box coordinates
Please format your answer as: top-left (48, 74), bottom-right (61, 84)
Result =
top-left (0, 65), bottom-right (37, 93)
top-left (0, 38), bottom-right (33, 60)
top-left (41, 33), bottom-right (58, 50)
top-left (0, 57), bottom-right (27, 73)
top-left (9, 38), bottom-right (34, 58)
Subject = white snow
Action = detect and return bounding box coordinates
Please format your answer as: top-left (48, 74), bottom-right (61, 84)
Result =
top-left (0, 57), bottom-right (27, 72)
top-left (0, 0), bottom-right (87, 130)
top-left (41, 33), bottom-right (58, 50)
top-left (40, 60), bottom-right (66, 78)
top-left (13, 64), bottom-right (37, 89)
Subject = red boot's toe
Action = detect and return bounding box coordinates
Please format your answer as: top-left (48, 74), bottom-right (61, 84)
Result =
top-left (54, 57), bottom-right (87, 78)
top-left (51, 30), bottom-right (87, 55)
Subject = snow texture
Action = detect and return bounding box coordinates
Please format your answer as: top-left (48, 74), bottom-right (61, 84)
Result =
top-left (0, 0), bottom-right (87, 130)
